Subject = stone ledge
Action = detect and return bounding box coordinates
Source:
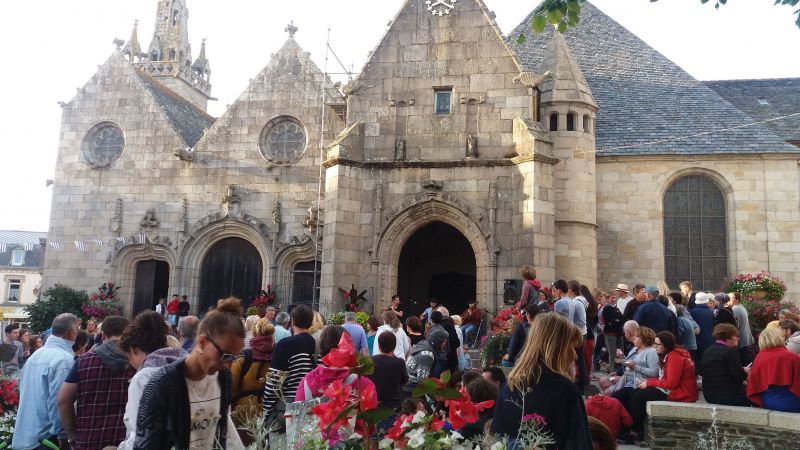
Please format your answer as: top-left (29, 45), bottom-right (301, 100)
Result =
top-left (647, 401), bottom-right (800, 430)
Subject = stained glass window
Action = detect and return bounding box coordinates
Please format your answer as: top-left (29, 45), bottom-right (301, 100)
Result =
top-left (82, 122), bottom-right (124, 168)
top-left (664, 175), bottom-right (728, 291)
top-left (259, 116), bottom-right (307, 164)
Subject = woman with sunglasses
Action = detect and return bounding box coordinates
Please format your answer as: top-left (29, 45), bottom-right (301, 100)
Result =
top-left (134, 298), bottom-right (246, 450)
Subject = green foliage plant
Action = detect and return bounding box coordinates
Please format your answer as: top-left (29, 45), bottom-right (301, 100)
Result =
top-left (25, 284), bottom-right (89, 333)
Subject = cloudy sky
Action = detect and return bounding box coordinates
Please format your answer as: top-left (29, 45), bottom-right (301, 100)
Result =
top-left (0, 0), bottom-right (798, 232)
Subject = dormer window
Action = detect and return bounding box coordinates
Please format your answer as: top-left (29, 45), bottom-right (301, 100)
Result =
top-left (434, 88), bottom-right (452, 115)
top-left (11, 249), bottom-right (24, 266)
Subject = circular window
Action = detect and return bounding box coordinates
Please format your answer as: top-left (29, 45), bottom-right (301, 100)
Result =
top-left (259, 116), bottom-right (307, 164)
top-left (82, 122), bottom-right (125, 168)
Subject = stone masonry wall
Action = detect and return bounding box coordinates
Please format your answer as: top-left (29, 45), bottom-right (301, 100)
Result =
top-left (596, 155), bottom-right (800, 297)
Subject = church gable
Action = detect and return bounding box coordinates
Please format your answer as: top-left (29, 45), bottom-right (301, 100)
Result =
top-left (196, 34), bottom-right (344, 168)
top-left (511, 2), bottom-right (798, 156)
top-left (348, 0), bottom-right (532, 161)
top-left (57, 51), bottom-right (199, 174)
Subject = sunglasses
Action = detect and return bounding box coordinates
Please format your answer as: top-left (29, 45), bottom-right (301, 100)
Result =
top-left (206, 336), bottom-right (242, 362)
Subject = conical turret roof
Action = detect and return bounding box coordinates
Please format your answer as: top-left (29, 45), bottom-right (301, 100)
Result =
top-left (537, 30), bottom-right (597, 109)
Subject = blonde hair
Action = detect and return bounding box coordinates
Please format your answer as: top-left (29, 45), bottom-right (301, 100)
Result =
top-left (308, 312), bottom-right (325, 334)
top-left (383, 310), bottom-right (401, 330)
top-left (508, 313), bottom-right (582, 391)
top-left (245, 315), bottom-right (260, 332)
top-left (758, 327), bottom-right (786, 349)
top-left (166, 335), bottom-right (182, 349)
top-left (253, 319), bottom-right (275, 337)
top-left (451, 315), bottom-right (462, 326)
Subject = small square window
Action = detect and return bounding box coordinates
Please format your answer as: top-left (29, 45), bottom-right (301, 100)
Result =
top-left (434, 89), bottom-right (452, 115)
top-left (10, 250), bottom-right (24, 266)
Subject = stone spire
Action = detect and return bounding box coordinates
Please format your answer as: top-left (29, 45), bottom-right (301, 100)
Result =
top-left (191, 38), bottom-right (211, 82)
top-left (537, 31), bottom-right (597, 109)
top-left (134, 0), bottom-right (212, 110)
top-left (147, 0), bottom-right (192, 66)
top-left (122, 20), bottom-right (143, 62)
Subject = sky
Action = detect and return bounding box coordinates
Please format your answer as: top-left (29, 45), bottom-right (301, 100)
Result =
top-left (0, 0), bottom-right (797, 233)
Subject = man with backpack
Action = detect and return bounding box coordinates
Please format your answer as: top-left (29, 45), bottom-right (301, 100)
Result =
top-left (518, 265), bottom-right (543, 310)
top-left (602, 295), bottom-right (625, 372)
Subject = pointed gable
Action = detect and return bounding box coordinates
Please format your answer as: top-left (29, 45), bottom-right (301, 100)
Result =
top-left (511, 2), bottom-right (798, 155)
top-left (348, 0), bottom-right (532, 160)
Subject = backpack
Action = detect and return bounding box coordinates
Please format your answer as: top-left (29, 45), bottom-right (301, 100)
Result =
top-left (234, 349), bottom-right (267, 403)
top-left (522, 280), bottom-right (539, 307)
top-left (604, 304), bottom-right (624, 331)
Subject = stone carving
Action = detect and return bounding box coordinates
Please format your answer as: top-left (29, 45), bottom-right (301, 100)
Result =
top-left (383, 191), bottom-right (489, 238)
top-left (179, 198), bottom-right (188, 233)
top-left (370, 183), bottom-right (384, 257)
top-left (394, 138), bottom-right (406, 161)
top-left (140, 208), bottom-right (160, 229)
top-left (222, 185), bottom-right (242, 216)
top-left (285, 21), bottom-right (298, 38)
top-left (488, 182), bottom-right (498, 209)
top-left (272, 199), bottom-right (281, 224)
top-left (488, 181), bottom-right (501, 265)
top-left (422, 180), bottom-right (443, 197)
top-left (174, 147), bottom-right (195, 162)
top-left (513, 70), bottom-right (553, 88)
top-left (341, 80), bottom-right (362, 97)
top-left (466, 134), bottom-right (478, 159)
top-left (302, 206), bottom-right (323, 234)
top-left (110, 198), bottom-right (123, 235)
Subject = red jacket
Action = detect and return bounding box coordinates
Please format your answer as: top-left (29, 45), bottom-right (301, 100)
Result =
top-left (167, 299), bottom-right (181, 314)
top-left (646, 347), bottom-right (698, 403)
top-left (746, 346), bottom-right (800, 407)
top-left (584, 395), bottom-right (632, 439)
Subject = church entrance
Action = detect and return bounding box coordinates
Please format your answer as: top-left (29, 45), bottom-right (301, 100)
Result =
top-left (397, 221), bottom-right (476, 318)
top-left (133, 259), bottom-right (170, 315)
top-left (199, 237), bottom-right (263, 313)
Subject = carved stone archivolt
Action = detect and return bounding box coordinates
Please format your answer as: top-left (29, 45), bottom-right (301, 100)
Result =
top-left (382, 189), bottom-right (490, 239)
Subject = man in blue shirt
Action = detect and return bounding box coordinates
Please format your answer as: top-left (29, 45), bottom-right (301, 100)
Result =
top-left (342, 311), bottom-right (369, 355)
top-left (633, 285), bottom-right (677, 334)
top-left (13, 313), bottom-right (80, 450)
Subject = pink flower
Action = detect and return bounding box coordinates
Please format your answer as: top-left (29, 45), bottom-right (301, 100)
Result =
top-left (522, 413), bottom-right (547, 425)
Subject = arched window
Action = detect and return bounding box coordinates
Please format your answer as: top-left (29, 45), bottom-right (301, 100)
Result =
top-left (549, 113), bottom-right (558, 131)
top-left (583, 114), bottom-right (591, 133)
top-left (663, 175), bottom-right (728, 291)
top-left (566, 113), bottom-right (576, 131)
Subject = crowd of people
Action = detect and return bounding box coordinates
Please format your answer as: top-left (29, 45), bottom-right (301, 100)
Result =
top-left (5, 267), bottom-right (800, 450)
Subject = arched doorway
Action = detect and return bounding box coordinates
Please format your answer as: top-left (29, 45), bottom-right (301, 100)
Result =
top-left (199, 237), bottom-right (263, 313)
top-left (133, 259), bottom-right (170, 315)
top-left (398, 221), bottom-right (476, 317)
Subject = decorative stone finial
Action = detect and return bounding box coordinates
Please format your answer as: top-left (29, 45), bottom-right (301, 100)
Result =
top-left (285, 21), bottom-right (298, 38)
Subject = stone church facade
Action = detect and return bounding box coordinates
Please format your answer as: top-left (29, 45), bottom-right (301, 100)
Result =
top-left (42, 0), bottom-right (800, 317)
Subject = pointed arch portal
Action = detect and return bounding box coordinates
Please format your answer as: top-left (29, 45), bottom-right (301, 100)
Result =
top-left (199, 237), bottom-right (263, 313)
top-left (398, 221), bottom-right (476, 317)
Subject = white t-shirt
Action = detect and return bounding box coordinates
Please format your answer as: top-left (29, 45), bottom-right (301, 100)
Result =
top-left (616, 296), bottom-right (633, 313)
top-left (186, 373), bottom-right (244, 450)
top-left (372, 325), bottom-right (410, 360)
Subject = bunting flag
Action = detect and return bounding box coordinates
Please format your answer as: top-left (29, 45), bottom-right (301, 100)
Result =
top-left (139, 233), bottom-right (147, 244)
top-left (115, 237), bottom-right (126, 245)
top-left (74, 241), bottom-right (86, 252)
top-left (24, 242), bottom-right (34, 251)
top-left (0, 243), bottom-right (5, 253)
top-left (49, 242), bottom-right (61, 250)
top-left (92, 239), bottom-right (104, 246)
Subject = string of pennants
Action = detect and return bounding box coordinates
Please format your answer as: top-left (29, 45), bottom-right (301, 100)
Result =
top-left (0, 233), bottom-right (148, 253)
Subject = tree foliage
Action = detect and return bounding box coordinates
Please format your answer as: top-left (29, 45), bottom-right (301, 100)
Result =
top-left (526, 0), bottom-right (800, 37)
top-left (25, 284), bottom-right (89, 333)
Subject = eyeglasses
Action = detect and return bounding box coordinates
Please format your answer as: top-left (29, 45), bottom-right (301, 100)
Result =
top-left (206, 336), bottom-right (242, 363)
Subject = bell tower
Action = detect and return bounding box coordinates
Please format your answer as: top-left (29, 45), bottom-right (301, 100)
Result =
top-left (538, 31), bottom-right (599, 287)
top-left (127, 0), bottom-right (212, 110)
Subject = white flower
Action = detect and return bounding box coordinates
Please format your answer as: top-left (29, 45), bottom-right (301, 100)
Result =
top-left (449, 430), bottom-right (464, 441)
top-left (379, 438), bottom-right (395, 449)
top-left (411, 410), bottom-right (426, 424)
top-left (406, 427), bottom-right (426, 448)
top-left (491, 442), bottom-right (506, 450)
top-left (349, 432), bottom-right (362, 440)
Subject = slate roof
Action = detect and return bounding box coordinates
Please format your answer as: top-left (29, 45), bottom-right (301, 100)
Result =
top-left (509, 2), bottom-right (799, 156)
top-left (704, 78), bottom-right (800, 145)
top-left (137, 74), bottom-right (216, 148)
top-left (0, 231), bottom-right (46, 269)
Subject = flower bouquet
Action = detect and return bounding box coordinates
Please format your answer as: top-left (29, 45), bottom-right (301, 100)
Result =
top-left (742, 297), bottom-right (797, 335)
top-left (724, 271), bottom-right (787, 300)
top-left (247, 285), bottom-right (276, 317)
top-left (0, 376), bottom-right (20, 447)
top-left (81, 282), bottom-right (122, 320)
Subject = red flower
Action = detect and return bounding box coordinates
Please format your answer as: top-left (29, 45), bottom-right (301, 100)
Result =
top-left (322, 332), bottom-right (358, 369)
top-left (445, 386), bottom-right (495, 430)
top-left (359, 382), bottom-right (378, 410)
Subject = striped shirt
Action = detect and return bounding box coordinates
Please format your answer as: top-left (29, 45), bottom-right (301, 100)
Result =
top-left (262, 333), bottom-right (315, 416)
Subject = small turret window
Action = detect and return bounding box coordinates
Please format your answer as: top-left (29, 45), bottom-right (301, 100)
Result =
top-left (583, 115), bottom-right (591, 133)
top-left (566, 113), bottom-right (576, 131)
top-left (549, 113), bottom-right (558, 131)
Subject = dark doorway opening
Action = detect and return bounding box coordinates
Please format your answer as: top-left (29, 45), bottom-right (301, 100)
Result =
top-left (397, 221), bottom-right (476, 318)
top-left (199, 237), bottom-right (263, 314)
top-left (133, 259), bottom-right (170, 315)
